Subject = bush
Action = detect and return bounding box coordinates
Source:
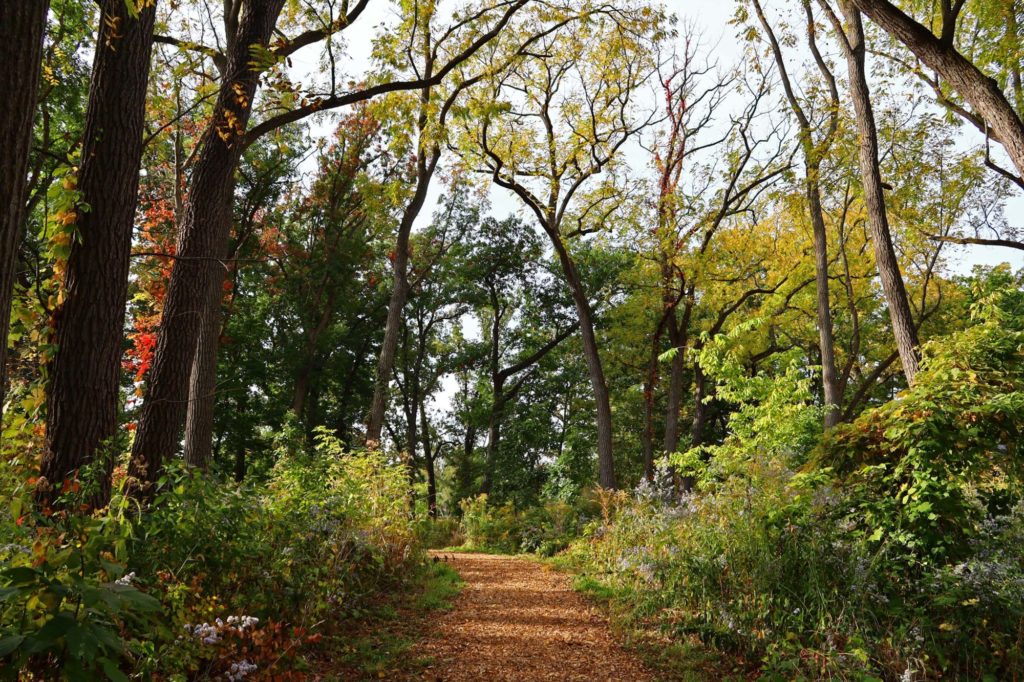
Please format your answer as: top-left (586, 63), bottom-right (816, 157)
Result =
top-left (562, 289), bottom-right (1024, 679)
top-left (457, 494), bottom-right (586, 556)
top-left (0, 428), bottom-right (421, 679)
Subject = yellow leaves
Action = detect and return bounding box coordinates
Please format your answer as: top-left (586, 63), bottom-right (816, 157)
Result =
top-left (42, 64), bottom-right (58, 87)
top-left (216, 107), bottom-right (246, 146)
top-left (102, 13), bottom-right (123, 51)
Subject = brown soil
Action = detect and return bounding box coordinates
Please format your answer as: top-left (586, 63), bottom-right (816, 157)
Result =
top-left (411, 552), bottom-right (655, 682)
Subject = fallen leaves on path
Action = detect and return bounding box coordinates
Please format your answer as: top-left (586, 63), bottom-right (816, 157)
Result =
top-left (411, 553), bottom-right (654, 682)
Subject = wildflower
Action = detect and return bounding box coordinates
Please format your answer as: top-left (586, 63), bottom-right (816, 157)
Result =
top-left (115, 571), bottom-right (136, 586)
top-left (226, 659), bottom-right (258, 681)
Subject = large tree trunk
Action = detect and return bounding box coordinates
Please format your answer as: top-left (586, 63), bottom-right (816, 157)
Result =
top-left (182, 263), bottom-right (226, 470)
top-left (841, 2), bottom-right (920, 384)
top-left (365, 153), bottom-right (436, 447)
top-left (851, 0), bottom-right (1024, 179)
top-left (548, 235), bottom-right (616, 489)
top-left (41, 0), bottom-right (156, 508)
top-left (0, 0), bottom-right (48, 400)
top-left (482, 384), bottom-right (505, 494)
top-left (130, 0), bottom-right (286, 495)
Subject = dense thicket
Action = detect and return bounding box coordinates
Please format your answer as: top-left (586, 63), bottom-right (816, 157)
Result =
top-left (2, 0), bottom-right (1023, 678)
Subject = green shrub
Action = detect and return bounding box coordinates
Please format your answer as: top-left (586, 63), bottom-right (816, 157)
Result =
top-left (458, 494), bottom-right (585, 555)
top-left (0, 428), bottom-right (421, 679)
top-left (563, 288), bottom-right (1024, 679)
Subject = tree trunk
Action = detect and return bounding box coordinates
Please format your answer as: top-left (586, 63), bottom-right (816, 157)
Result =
top-left (662, 300), bottom-right (690, 454)
top-left (752, 0), bottom-right (842, 427)
top-left (548, 235), bottom-right (616, 489)
top-left (460, 421), bottom-right (477, 502)
top-left (0, 0), bottom-right (48, 400)
top-left (482, 384), bottom-right (505, 494)
top-left (290, 297), bottom-right (335, 422)
top-left (41, 0), bottom-right (156, 508)
top-left (130, 0), bottom-right (286, 495)
top-left (851, 0), bottom-right (1024, 179)
top-left (807, 176), bottom-right (843, 426)
top-left (419, 400), bottom-right (437, 518)
top-left (182, 263), bottom-right (226, 470)
top-left (841, 2), bottom-right (920, 384)
top-left (365, 154), bottom-right (436, 447)
top-left (640, 339), bottom-right (658, 483)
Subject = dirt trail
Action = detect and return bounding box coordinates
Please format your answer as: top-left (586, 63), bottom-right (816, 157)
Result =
top-left (411, 552), bottom-right (655, 682)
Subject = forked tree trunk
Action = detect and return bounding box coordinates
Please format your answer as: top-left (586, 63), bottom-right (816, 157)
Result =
top-left (752, 0), bottom-right (842, 426)
top-left (841, 2), bottom-right (920, 383)
top-left (0, 0), bottom-right (48, 401)
top-left (130, 0), bottom-right (286, 495)
top-left (41, 0), bottom-right (157, 508)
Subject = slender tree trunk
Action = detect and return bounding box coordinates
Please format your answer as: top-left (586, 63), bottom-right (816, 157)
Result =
top-left (841, 3), bottom-right (920, 383)
top-left (130, 0), bottom-right (286, 495)
top-left (548, 235), bottom-right (616, 489)
top-left (41, 0), bottom-right (156, 508)
top-left (752, 0), bottom-right (842, 426)
top-left (851, 0), bottom-right (1024, 179)
top-left (419, 400), bottom-right (437, 518)
top-left (807, 176), bottom-right (843, 425)
top-left (0, 0), bottom-right (48, 400)
top-left (365, 155), bottom-right (436, 447)
top-left (640, 338), bottom-right (659, 483)
top-left (182, 263), bottom-right (226, 470)
top-left (690, 364), bottom-right (710, 449)
top-left (662, 300), bottom-right (691, 454)
top-left (290, 298), bottom-right (335, 421)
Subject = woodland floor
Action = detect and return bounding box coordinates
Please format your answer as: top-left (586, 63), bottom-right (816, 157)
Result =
top-left (410, 552), bottom-right (656, 682)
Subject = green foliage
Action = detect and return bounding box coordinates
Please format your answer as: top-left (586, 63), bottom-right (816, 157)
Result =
top-left (561, 287), bottom-right (1024, 679)
top-left (822, 285), bottom-right (1024, 565)
top-left (458, 494), bottom-right (585, 557)
top-left (0, 432), bottom-right (421, 678)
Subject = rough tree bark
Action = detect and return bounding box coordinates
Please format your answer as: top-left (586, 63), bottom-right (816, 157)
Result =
top-left (130, 0), bottom-right (287, 495)
top-left (838, 2), bottom-right (921, 383)
top-left (850, 0), bottom-right (1024, 179)
top-left (182, 259), bottom-right (228, 469)
top-left (0, 0), bottom-right (48, 400)
top-left (41, 0), bottom-right (156, 507)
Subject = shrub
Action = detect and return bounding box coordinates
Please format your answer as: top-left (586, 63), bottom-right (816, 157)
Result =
top-left (0, 428), bottom-right (421, 679)
top-left (562, 288), bottom-right (1024, 679)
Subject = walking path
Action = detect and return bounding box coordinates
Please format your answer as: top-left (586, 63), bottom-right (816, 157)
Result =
top-left (412, 552), bottom-right (655, 681)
